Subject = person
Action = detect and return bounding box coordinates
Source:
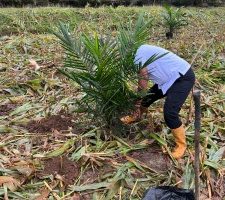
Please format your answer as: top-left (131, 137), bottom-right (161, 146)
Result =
top-left (120, 44), bottom-right (196, 159)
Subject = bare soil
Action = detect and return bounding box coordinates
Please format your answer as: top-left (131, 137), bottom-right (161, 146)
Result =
top-left (26, 114), bottom-right (75, 133)
top-left (69, 193), bottom-right (92, 200)
top-left (80, 164), bottom-right (114, 185)
top-left (41, 156), bottom-right (79, 185)
top-left (0, 103), bottom-right (16, 116)
top-left (80, 168), bottom-right (100, 185)
top-left (128, 145), bottom-right (170, 172)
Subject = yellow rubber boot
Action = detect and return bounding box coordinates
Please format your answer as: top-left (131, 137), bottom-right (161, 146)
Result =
top-left (171, 125), bottom-right (187, 159)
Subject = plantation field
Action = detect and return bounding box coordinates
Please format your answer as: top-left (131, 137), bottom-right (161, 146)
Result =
top-left (0, 6), bottom-right (225, 200)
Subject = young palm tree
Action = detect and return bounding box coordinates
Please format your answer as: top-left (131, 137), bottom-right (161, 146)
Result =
top-left (162, 5), bottom-right (188, 39)
top-left (54, 14), bottom-right (161, 129)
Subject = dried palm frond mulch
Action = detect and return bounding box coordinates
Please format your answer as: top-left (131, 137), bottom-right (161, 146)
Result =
top-left (0, 6), bottom-right (224, 200)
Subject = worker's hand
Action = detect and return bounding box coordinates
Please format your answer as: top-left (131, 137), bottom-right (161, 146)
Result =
top-left (120, 111), bottom-right (140, 124)
top-left (120, 100), bottom-right (145, 124)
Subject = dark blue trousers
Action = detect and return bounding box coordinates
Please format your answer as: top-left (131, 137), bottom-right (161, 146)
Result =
top-left (141, 68), bottom-right (195, 129)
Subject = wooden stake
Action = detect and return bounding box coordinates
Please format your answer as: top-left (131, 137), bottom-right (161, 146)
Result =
top-left (193, 90), bottom-right (201, 200)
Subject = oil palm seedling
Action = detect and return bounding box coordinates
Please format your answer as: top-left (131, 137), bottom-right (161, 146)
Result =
top-left (54, 14), bottom-right (163, 129)
top-left (162, 5), bottom-right (188, 39)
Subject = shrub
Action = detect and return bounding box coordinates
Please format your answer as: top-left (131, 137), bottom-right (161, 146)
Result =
top-left (171, 0), bottom-right (195, 6)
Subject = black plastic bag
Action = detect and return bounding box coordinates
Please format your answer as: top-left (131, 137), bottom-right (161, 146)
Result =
top-left (142, 186), bottom-right (195, 200)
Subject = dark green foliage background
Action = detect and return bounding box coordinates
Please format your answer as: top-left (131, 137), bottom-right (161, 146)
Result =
top-left (0, 0), bottom-right (224, 7)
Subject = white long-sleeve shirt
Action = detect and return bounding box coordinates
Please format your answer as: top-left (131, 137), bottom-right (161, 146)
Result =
top-left (135, 45), bottom-right (191, 94)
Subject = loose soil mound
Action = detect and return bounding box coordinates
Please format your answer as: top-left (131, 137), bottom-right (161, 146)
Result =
top-left (129, 145), bottom-right (170, 172)
top-left (41, 156), bottom-right (79, 185)
top-left (0, 104), bottom-right (16, 116)
top-left (26, 114), bottom-right (75, 133)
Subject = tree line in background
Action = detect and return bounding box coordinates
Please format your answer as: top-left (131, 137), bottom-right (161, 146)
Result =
top-left (0, 0), bottom-right (224, 7)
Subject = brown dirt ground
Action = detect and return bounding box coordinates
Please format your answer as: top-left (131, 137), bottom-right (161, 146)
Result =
top-left (69, 193), bottom-right (92, 200)
top-left (40, 156), bottom-right (79, 185)
top-left (26, 114), bottom-right (76, 133)
top-left (0, 103), bottom-right (16, 116)
top-left (79, 168), bottom-right (100, 185)
top-left (80, 164), bottom-right (114, 185)
top-left (128, 144), bottom-right (170, 172)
